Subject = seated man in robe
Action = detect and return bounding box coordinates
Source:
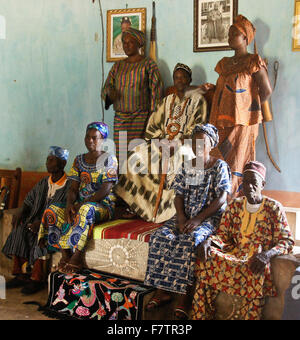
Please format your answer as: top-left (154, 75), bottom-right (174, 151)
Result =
top-left (2, 146), bottom-right (70, 295)
top-left (191, 161), bottom-right (294, 320)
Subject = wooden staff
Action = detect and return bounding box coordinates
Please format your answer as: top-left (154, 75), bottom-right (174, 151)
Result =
top-left (152, 136), bottom-right (175, 221)
top-left (254, 41), bottom-right (281, 173)
top-left (149, 1), bottom-right (157, 62)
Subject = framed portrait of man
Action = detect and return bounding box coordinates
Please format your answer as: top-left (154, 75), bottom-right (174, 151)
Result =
top-left (194, 0), bottom-right (238, 52)
top-left (292, 0), bottom-right (300, 51)
top-left (106, 8), bottom-right (146, 62)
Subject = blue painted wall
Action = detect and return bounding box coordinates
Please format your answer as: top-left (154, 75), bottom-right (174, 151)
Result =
top-left (0, 0), bottom-right (299, 192)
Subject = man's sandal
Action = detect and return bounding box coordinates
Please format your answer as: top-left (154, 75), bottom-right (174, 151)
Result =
top-left (174, 307), bottom-right (189, 320)
top-left (145, 297), bottom-right (172, 311)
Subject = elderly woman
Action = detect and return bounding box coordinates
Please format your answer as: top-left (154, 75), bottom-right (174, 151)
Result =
top-left (200, 15), bottom-right (273, 197)
top-left (38, 122), bottom-right (118, 274)
top-left (192, 161), bottom-right (294, 320)
top-left (102, 27), bottom-right (164, 160)
top-left (144, 123), bottom-right (232, 319)
top-left (115, 63), bottom-right (207, 223)
top-left (3, 146), bottom-right (70, 294)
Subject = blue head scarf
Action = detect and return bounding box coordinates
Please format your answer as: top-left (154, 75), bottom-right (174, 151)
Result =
top-left (192, 123), bottom-right (219, 148)
top-left (48, 146), bottom-right (69, 161)
top-left (86, 121), bottom-right (109, 139)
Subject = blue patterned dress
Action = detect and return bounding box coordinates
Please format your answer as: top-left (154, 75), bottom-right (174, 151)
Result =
top-left (144, 159), bottom-right (231, 294)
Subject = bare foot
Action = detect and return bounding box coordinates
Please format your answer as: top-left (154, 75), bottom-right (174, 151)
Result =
top-left (63, 249), bottom-right (84, 274)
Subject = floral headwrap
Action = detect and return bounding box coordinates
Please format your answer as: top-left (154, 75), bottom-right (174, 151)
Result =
top-left (122, 27), bottom-right (146, 47)
top-left (86, 121), bottom-right (109, 139)
top-left (48, 146), bottom-right (69, 161)
top-left (232, 15), bottom-right (256, 45)
top-left (192, 123), bottom-right (219, 148)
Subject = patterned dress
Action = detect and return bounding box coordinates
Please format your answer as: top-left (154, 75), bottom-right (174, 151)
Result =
top-left (115, 90), bottom-right (207, 223)
top-left (144, 159), bottom-right (232, 294)
top-left (209, 54), bottom-right (267, 196)
top-left (191, 196), bottom-right (294, 320)
top-left (101, 57), bottom-right (164, 160)
top-left (38, 153), bottom-right (118, 252)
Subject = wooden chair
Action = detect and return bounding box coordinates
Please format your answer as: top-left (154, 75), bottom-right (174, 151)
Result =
top-left (0, 168), bottom-right (22, 210)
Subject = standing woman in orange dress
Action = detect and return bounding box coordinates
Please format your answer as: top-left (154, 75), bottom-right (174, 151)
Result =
top-left (201, 15), bottom-right (273, 197)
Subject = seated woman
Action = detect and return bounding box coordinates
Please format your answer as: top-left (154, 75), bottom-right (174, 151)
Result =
top-left (192, 161), bottom-right (295, 320)
top-left (2, 146), bottom-right (70, 294)
top-left (38, 122), bottom-right (118, 274)
top-left (144, 123), bottom-right (232, 319)
top-left (115, 63), bottom-right (207, 223)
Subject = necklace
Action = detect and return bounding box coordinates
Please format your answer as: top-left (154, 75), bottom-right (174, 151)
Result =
top-left (169, 94), bottom-right (189, 120)
top-left (166, 94), bottom-right (189, 140)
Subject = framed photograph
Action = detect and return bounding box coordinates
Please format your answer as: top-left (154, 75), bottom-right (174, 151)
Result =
top-left (194, 0), bottom-right (238, 52)
top-left (292, 0), bottom-right (300, 51)
top-left (106, 8), bottom-right (146, 62)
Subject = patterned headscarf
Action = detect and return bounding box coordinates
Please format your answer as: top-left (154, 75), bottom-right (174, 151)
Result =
top-left (243, 161), bottom-right (266, 181)
top-left (192, 123), bottom-right (219, 148)
top-left (173, 63), bottom-right (192, 78)
top-left (86, 121), bottom-right (109, 139)
top-left (232, 15), bottom-right (256, 45)
top-left (48, 146), bottom-right (69, 161)
top-left (122, 27), bottom-right (146, 47)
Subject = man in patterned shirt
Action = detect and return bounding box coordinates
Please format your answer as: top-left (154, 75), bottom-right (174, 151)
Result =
top-left (192, 161), bottom-right (294, 320)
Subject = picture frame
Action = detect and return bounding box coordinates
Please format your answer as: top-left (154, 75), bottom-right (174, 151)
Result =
top-left (292, 0), bottom-right (300, 51)
top-left (194, 0), bottom-right (238, 52)
top-left (106, 8), bottom-right (146, 62)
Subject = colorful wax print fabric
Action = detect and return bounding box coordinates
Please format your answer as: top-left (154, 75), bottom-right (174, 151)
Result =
top-left (191, 196), bottom-right (294, 320)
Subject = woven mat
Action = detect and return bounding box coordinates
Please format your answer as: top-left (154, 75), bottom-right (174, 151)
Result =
top-left (93, 219), bottom-right (162, 242)
top-left (43, 269), bottom-right (154, 320)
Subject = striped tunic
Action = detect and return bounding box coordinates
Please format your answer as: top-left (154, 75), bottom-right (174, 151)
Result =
top-left (102, 57), bottom-right (164, 159)
top-left (2, 176), bottom-right (70, 265)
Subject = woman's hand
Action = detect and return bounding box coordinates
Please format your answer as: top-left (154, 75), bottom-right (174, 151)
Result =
top-left (108, 85), bottom-right (120, 103)
top-left (71, 202), bottom-right (82, 216)
top-left (183, 214), bottom-right (203, 234)
top-left (198, 83), bottom-right (215, 93)
top-left (177, 214), bottom-right (187, 234)
top-left (27, 220), bottom-right (41, 234)
top-left (64, 204), bottom-right (75, 224)
top-left (196, 239), bottom-right (212, 262)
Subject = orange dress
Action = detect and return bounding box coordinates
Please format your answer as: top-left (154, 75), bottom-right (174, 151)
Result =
top-left (209, 54), bottom-right (267, 197)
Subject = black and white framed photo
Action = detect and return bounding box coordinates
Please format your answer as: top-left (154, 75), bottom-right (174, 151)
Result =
top-left (194, 0), bottom-right (238, 52)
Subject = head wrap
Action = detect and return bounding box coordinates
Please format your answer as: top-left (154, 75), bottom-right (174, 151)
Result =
top-left (86, 121), bottom-right (109, 139)
top-left (232, 15), bottom-right (256, 45)
top-left (243, 161), bottom-right (266, 181)
top-left (48, 146), bottom-right (69, 161)
top-left (122, 27), bottom-right (145, 47)
top-left (192, 123), bottom-right (219, 148)
top-left (173, 63), bottom-right (192, 78)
